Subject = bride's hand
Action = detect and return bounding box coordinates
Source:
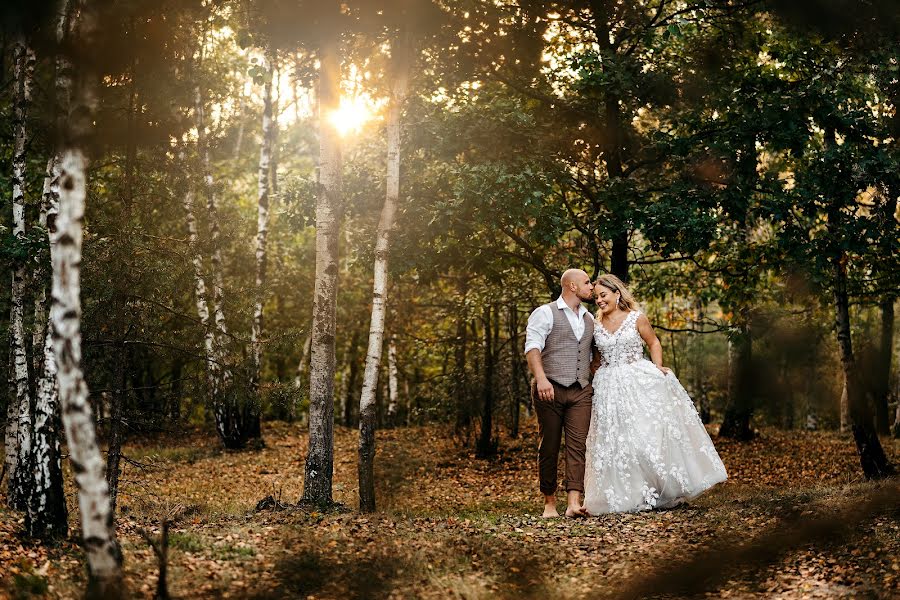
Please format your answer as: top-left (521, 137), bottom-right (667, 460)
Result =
top-left (657, 366), bottom-right (672, 376)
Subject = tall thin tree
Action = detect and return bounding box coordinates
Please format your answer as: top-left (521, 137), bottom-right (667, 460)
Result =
top-left (53, 0), bottom-right (124, 593)
top-left (250, 50), bottom-right (277, 400)
top-left (7, 31), bottom-right (36, 511)
top-left (304, 2), bottom-right (342, 506)
top-left (357, 29), bottom-right (409, 512)
top-left (27, 0), bottom-right (75, 539)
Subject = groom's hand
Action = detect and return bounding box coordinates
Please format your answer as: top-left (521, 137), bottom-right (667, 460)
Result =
top-left (536, 376), bottom-right (554, 402)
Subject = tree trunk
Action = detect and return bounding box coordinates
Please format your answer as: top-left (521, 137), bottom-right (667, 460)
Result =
top-left (55, 146), bottom-right (125, 597)
top-left (25, 0), bottom-right (74, 536)
top-left (293, 333), bottom-right (312, 388)
top-left (27, 152), bottom-right (67, 539)
top-left (874, 296), bottom-right (894, 435)
top-left (839, 378), bottom-right (850, 433)
top-left (180, 157), bottom-right (234, 447)
top-left (453, 278), bottom-right (471, 442)
top-left (833, 257), bottom-right (894, 479)
top-left (476, 306), bottom-right (497, 458)
top-left (250, 51), bottom-right (275, 399)
top-left (269, 54), bottom-right (280, 196)
top-left (6, 33), bottom-right (36, 511)
top-left (357, 30), bottom-right (408, 512)
top-left (719, 136), bottom-right (759, 439)
top-left (719, 316), bottom-right (754, 440)
top-left (386, 337), bottom-right (400, 427)
top-left (105, 341), bottom-right (127, 516)
top-left (508, 305), bottom-right (520, 439)
top-left (343, 329), bottom-right (361, 427)
top-left (53, 3), bottom-right (125, 585)
top-left (304, 13), bottom-right (342, 506)
top-left (193, 84), bottom-right (229, 347)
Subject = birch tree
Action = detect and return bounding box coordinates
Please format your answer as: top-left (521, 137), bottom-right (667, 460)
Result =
top-left (7, 32), bottom-right (37, 511)
top-left (357, 30), bottom-right (409, 512)
top-left (303, 3), bottom-right (342, 505)
top-left (52, 0), bottom-right (124, 592)
top-left (386, 337), bottom-right (400, 427)
top-left (250, 50), bottom-right (277, 398)
top-left (194, 83), bottom-right (229, 345)
top-left (180, 146), bottom-right (233, 446)
top-left (26, 0), bottom-right (75, 539)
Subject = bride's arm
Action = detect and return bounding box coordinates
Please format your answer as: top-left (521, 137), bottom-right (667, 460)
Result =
top-left (590, 343), bottom-right (602, 375)
top-left (636, 314), bottom-right (670, 374)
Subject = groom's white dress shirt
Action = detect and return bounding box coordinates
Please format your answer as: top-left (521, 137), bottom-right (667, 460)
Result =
top-left (524, 297), bottom-right (591, 354)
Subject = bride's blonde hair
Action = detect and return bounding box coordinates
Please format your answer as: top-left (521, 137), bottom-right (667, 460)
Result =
top-left (594, 274), bottom-right (638, 315)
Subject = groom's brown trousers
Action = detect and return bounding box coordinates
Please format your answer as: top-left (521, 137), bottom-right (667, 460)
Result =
top-left (533, 379), bottom-right (592, 495)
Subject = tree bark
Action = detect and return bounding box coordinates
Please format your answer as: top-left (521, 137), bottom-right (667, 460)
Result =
top-left (874, 296), bottom-right (894, 435)
top-left (476, 306), bottom-right (497, 458)
top-left (26, 0), bottom-right (74, 537)
top-left (357, 30), bottom-right (408, 512)
top-left (508, 305), bottom-right (520, 439)
top-left (832, 257), bottom-right (894, 479)
top-left (28, 153), bottom-right (67, 539)
top-left (193, 83), bottom-right (229, 347)
top-left (7, 33), bottom-right (36, 511)
top-left (719, 136), bottom-right (758, 440)
top-left (386, 337), bottom-right (400, 427)
top-left (53, 2), bottom-right (125, 587)
top-left (180, 154), bottom-right (235, 447)
top-left (719, 315), bottom-right (754, 440)
top-left (250, 51), bottom-right (276, 400)
top-left (343, 329), bottom-right (361, 427)
top-left (453, 278), bottom-right (471, 442)
top-left (839, 378), bottom-right (850, 433)
top-left (105, 340), bottom-right (127, 516)
top-left (304, 11), bottom-right (342, 506)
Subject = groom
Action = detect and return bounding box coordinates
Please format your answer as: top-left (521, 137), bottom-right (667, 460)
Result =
top-left (525, 269), bottom-right (595, 517)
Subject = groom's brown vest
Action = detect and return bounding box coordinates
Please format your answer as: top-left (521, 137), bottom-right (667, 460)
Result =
top-left (541, 303), bottom-right (594, 388)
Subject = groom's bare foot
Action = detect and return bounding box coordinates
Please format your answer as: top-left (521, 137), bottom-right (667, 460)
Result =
top-left (541, 494), bottom-right (559, 518)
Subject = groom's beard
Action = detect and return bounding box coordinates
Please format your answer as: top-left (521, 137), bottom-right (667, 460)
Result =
top-left (576, 291), bottom-right (594, 303)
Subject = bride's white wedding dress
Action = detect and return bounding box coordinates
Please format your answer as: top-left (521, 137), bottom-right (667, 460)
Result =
top-left (583, 310), bottom-right (727, 514)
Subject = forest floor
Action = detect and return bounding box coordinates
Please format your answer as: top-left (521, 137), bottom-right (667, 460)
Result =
top-left (2, 420), bottom-right (900, 599)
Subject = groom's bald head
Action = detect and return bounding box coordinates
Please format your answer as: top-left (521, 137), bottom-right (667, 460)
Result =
top-left (560, 269), bottom-right (594, 303)
top-left (561, 269), bottom-right (589, 289)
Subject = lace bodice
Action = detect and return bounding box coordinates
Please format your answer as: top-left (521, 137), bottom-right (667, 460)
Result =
top-left (593, 310), bottom-right (644, 368)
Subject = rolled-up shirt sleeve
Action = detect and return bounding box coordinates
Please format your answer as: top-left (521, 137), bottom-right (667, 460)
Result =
top-left (524, 305), bottom-right (552, 354)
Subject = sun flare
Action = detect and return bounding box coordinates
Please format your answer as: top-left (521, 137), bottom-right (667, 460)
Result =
top-left (329, 96), bottom-right (374, 136)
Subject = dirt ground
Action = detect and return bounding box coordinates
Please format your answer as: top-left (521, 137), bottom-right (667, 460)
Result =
top-left (2, 420), bottom-right (899, 599)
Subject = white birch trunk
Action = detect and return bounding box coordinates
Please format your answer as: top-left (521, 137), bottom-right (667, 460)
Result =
top-left (193, 76), bottom-right (245, 446)
top-left (358, 31), bottom-right (409, 512)
top-left (28, 151), bottom-right (68, 539)
top-left (8, 34), bottom-right (36, 510)
top-left (193, 84), bottom-right (230, 348)
top-left (181, 180), bottom-right (226, 434)
top-left (251, 53), bottom-right (275, 396)
top-left (55, 146), bottom-right (124, 594)
top-left (51, 1), bottom-right (124, 585)
top-left (303, 17), bottom-right (342, 506)
top-left (386, 337), bottom-right (399, 426)
top-left (293, 333), bottom-right (312, 389)
top-left (29, 0), bottom-right (72, 536)
top-left (269, 56), bottom-right (280, 196)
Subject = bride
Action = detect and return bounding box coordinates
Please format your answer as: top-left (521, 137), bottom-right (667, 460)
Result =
top-left (583, 274), bottom-right (727, 514)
